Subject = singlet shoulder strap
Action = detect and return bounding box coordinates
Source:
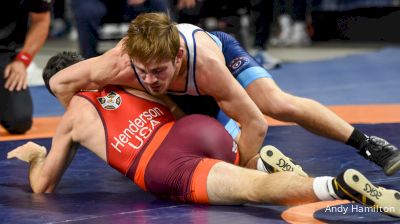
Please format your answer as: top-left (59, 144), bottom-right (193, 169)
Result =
top-left (172, 24), bottom-right (203, 96)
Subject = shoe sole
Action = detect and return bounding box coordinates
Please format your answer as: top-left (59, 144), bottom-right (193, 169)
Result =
top-left (341, 169), bottom-right (400, 217)
top-left (259, 145), bottom-right (308, 177)
top-left (384, 154), bottom-right (400, 176)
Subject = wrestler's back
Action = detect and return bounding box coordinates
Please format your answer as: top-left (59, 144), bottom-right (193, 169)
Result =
top-left (66, 88), bottom-right (171, 163)
top-left (68, 96), bottom-right (108, 161)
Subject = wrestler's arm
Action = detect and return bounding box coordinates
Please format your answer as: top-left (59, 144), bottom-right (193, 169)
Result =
top-left (156, 95), bottom-right (186, 119)
top-left (198, 60), bottom-right (267, 164)
top-left (124, 88), bottom-right (185, 119)
top-left (7, 109), bottom-right (79, 193)
top-left (50, 40), bottom-right (136, 107)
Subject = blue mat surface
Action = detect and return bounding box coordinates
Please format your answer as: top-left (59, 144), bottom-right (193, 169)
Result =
top-left (270, 47), bottom-right (400, 105)
top-left (1, 124), bottom-right (399, 223)
top-left (31, 86), bottom-right (64, 117)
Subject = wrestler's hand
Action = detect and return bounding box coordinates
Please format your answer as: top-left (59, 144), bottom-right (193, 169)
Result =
top-left (127, 0), bottom-right (145, 6)
top-left (4, 60), bottom-right (28, 91)
top-left (7, 141), bottom-right (47, 163)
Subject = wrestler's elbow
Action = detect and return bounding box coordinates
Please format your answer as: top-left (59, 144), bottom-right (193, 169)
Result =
top-left (258, 120), bottom-right (269, 138)
top-left (238, 112), bottom-right (268, 137)
top-left (249, 117), bottom-right (268, 139)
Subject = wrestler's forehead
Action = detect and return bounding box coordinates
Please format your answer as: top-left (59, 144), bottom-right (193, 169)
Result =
top-left (134, 59), bottom-right (171, 70)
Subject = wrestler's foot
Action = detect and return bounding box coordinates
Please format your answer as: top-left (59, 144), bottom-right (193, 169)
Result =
top-left (333, 169), bottom-right (400, 217)
top-left (259, 145), bottom-right (308, 177)
top-left (359, 136), bottom-right (400, 176)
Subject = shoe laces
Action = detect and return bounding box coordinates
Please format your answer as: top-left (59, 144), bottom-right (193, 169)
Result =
top-left (361, 136), bottom-right (398, 167)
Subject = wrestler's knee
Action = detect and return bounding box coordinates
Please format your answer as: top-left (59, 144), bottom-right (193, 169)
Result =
top-left (0, 89), bottom-right (33, 134)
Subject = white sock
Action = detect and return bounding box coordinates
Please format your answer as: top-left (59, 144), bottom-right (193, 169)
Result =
top-left (313, 176), bottom-right (339, 201)
top-left (257, 158), bottom-right (268, 172)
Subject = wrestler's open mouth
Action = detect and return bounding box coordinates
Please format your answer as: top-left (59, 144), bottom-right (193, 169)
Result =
top-left (150, 84), bottom-right (161, 90)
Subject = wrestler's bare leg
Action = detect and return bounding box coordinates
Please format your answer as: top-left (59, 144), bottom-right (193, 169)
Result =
top-left (206, 161), bottom-right (317, 205)
top-left (246, 78), bottom-right (353, 143)
top-left (207, 162), bottom-right (400, 217)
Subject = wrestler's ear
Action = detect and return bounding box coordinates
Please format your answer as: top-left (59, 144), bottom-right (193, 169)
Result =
top-left (175, 48), bottom-right (184, 63)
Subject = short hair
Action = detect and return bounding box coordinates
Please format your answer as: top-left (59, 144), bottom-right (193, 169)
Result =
top-left (123, 12), bottom-right (180, 65)
top-left (42, 51), bottom-right (84, 96)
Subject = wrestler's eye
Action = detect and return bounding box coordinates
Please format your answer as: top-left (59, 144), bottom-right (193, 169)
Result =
top-left (150, 68), bottom-right (166, 77)
top-left (137, 68), bottom-right (146, 75)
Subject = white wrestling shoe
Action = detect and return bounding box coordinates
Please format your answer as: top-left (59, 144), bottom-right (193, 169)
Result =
top-left (333, 168), bottom-right (400, 217)
top-left (259, 145), bottom-right (308, 177)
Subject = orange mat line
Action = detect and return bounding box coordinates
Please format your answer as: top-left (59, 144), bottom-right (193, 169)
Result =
top-left (281, 200), bottom-right (350, 224)
top-left (0, 116), bottom-right (62, 142)
top-left (0, 104), bottom-right (400, 141)
top-left (267, 104), bottom-right (400, 126)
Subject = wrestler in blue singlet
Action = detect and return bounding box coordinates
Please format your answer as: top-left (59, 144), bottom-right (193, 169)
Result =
top-left (133, 23), bottom-right (273, 139)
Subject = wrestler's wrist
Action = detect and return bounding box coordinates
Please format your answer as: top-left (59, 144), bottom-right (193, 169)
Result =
top-left (15, 52), bottom-right (32, 68)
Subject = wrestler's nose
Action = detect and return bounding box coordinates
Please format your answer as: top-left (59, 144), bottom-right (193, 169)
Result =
top-left (143, 73), bottom-right (157, 84)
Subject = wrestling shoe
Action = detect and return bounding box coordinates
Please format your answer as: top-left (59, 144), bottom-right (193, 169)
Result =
top-left (252, 49), bottom-right (282, 70)
top-left (259, 145), bottom-right (308, 177)
top-left (332, 169), bottom-right (400, 217)
top-left (359, 136), bottom-right (400, 176)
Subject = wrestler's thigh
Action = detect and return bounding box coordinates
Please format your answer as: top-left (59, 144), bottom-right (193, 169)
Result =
top-left (206, 161), bottom-right (265, 205)
top-left (245, 77), bottom-right (288, 113)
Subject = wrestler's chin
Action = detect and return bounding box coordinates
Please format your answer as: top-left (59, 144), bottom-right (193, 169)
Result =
top-left (150, 91), bottom-right (162, 96)
top-left (148, 87), bottom-right (166, 96)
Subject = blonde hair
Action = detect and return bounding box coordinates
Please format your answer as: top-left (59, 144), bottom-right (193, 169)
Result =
top-left (123, 13), bottom-right (180, 65)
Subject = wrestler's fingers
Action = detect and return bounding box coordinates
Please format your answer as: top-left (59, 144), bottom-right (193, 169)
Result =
top-left (25, 141), bottom-right (40, 148)
top-left (23, 141), bottom-right (46, 150)
top-left (7, 142), bottom-right (46, 161)
top-left (7, 150), bottom-right (16, 159)
top-left (7, 147), bottom-right (23, 159)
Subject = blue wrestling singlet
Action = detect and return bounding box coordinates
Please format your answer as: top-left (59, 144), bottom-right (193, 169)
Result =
top-left (176, 24), bottom-right (273, 139)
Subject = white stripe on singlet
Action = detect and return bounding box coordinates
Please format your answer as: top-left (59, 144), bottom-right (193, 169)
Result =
top-left (169, 23), bottom-right (203, 96)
